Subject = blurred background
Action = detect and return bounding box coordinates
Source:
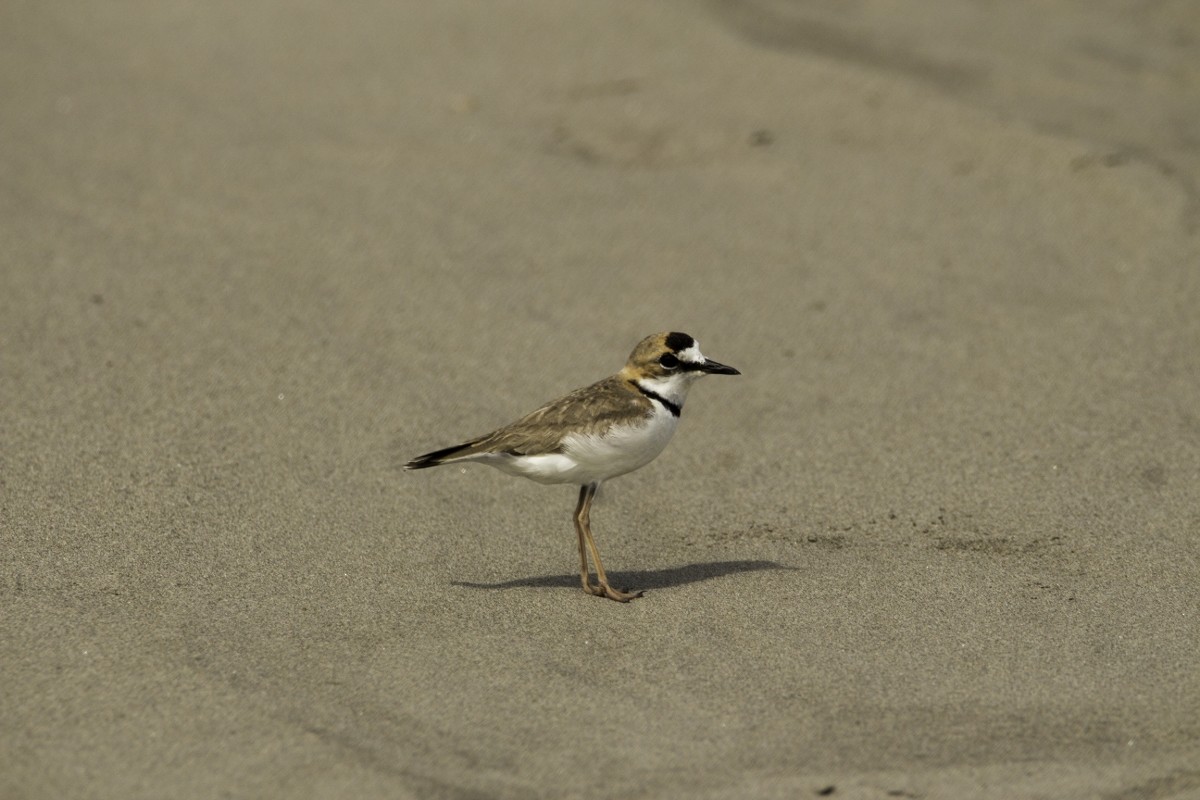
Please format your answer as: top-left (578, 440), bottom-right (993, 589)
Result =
top-left (3, 2), bottom-right (1198, 798)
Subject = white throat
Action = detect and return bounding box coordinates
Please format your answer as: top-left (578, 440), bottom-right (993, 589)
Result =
top-left (637, 371), bottom-right (699, 410)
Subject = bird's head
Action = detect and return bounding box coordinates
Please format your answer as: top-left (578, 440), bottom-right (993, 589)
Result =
top-left (621, 331), bottom-right (740, 398)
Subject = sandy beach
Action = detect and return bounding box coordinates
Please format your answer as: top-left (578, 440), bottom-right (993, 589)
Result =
top-left (3, 2), bottom-right (1199, 798)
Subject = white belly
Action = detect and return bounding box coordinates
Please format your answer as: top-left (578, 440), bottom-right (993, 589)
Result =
top-left (486, 407), bottom-right (679, 485)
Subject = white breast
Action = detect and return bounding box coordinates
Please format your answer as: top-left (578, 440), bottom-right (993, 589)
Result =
top-left (487, 405), bottom-right (679, 486)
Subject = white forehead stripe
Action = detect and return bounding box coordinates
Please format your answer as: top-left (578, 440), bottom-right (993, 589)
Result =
top-left (677, 344), bottom-right (705, 364)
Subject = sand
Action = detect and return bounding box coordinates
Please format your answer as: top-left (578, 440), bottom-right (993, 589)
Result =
top-left (3, 2), bottom-right (1198, 798)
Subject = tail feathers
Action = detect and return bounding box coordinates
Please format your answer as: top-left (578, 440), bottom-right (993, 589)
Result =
top-left (403, 440), bottom-right (483, 470)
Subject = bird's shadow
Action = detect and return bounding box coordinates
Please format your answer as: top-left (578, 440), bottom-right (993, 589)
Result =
top-left (451, 559), bottom-right (793, 593)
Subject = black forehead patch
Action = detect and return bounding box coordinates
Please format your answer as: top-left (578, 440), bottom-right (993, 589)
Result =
top-left (665, 332), bottom-right (694, 353)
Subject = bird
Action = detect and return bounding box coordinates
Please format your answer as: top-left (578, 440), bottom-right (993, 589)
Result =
top-left (404, 331), bottom-right (741, 602)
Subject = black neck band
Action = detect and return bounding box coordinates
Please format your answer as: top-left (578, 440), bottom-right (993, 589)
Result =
top-left (635, 383), bottom-right (681, 417)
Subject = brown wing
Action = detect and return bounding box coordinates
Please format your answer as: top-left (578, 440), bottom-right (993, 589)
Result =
top-left (467, 375), bottom-right (652, 457)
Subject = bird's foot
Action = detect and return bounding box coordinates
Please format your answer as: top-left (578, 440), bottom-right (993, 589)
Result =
top-left (584, 582), bottom-right (644, 603)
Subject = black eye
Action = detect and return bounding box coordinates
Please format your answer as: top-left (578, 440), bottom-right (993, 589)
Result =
top-left (659, 354), bottom-right (679, 369)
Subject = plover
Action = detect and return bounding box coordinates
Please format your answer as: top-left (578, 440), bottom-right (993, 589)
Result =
top-left (404, 331), bottom-right (740, 602)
